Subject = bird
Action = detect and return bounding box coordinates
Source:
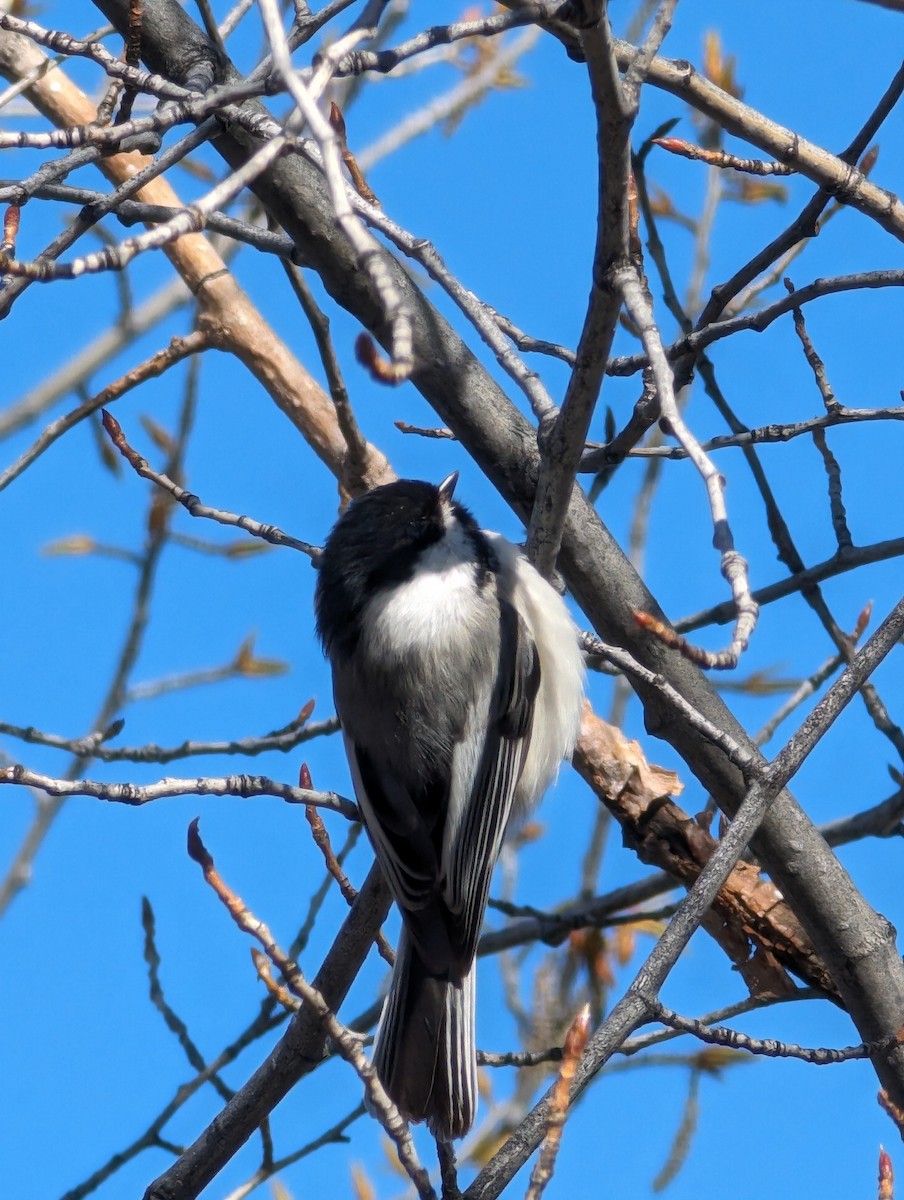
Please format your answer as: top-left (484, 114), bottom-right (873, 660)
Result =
top-left (315, 472), bottom-right (585, 1140)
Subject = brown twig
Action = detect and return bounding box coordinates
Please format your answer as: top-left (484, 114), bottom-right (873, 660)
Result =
top-left (0, 330), bottom-right (208, 493)
top-left (305, 803), bottom-right (394, 964)
top-left (654, 136), bottom-right (796, 174)
top-left (355, 330), bottom-right (411, 384)
top-left (1, 201), bottom-right (18, 254)
top-left (880, 1091), bottom-right (904, 1138)
top-left (523, 1006), bottom-right (590, 1200)
top-left (251, 948), bottom-right (301, 1013)
top-left (114, 0), bottom-right (142, 123)
top-left (651, 1063), bottom-right (701, 1191)
top-left (329, 101), bottom-right (380, 205)
top-left (394, 420), bottom-right (456, 439)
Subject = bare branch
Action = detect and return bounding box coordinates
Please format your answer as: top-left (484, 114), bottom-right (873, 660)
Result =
top-left (619, 266), bottom-right (757, 668)
top-left (258, 0), bottom-right (415, 383)
top-left (186, 820), bottom-right (436, 1200)
top-left (335, 3), bottom-right (569, 78)
top-left (651, 1001), bottom-right (900, 1065)
top-left (613, 38), bottom-right (904, 241)
top-left (0, 11), bottom-right (184, 98)
top-left (0, 331), bottom-right (207, 493)
top-left (101, 410), bottom-right (320, 557)
top-left (582, 402), bottom-right (904, 468)
top-left (305, 804), bottom-right (394, 964)
top-left (605, 271), bottom-right (904, 381)
top-left (0, 712), bottom-right (339, 764)
top-left (527, 7), bottom-right (631, 575)
top-left (0, 21), bottom-right (394, 488)
top-left (0, 763), bottom-right (359, 820)
top-left (677, 537), bottom-right (904, 632)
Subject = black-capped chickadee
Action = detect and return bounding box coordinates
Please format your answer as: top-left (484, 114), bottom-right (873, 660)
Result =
top-left (315, 474), bottom-right (585, 1140)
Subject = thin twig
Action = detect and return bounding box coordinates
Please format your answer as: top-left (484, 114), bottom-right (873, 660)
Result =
top-left (0, 330), bottom-right (207, 493)
top-left (620, 265), bottom-right (758, 668)
top-left (258, 0), bottom-right (414, 382)
top-left (654, 137), bottom-right (796, 174)
top-left (651, 1001), bottom-right (899, 1064)
top-left (0, 711), bottom-right (338, 764)
top-left (305, 804), bottom-right (394, 963)
top-left (0, 763), bottom-right (359, 820)
top-left (524, 1006), bottom-right (590, 1200)
top-left (279, 260), bottom-right (370, 494)
top-left (676, 538), bottom-right (904, 632)
top-left (141, 896), bottom-right (234, 1102)
top-left (527, 9), bottom-right (631, 576)
top-left (187, 820), bottom-right (437, 1200)
top-left (101, 410), bottom-right (320, 558)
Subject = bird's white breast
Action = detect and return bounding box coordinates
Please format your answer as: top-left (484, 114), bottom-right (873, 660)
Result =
top-left (361, 523), bottom-right (485, 660)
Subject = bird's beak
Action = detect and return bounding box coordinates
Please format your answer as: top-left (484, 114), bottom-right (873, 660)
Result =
top-left (438, 472), bottom-right (459, 502)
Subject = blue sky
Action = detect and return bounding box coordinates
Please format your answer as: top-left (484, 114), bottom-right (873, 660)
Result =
top-left (2, 3), bottom-right (904, 1198)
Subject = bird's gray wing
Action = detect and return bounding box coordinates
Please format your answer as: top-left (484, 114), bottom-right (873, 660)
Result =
top-left (343, 728), bottom-right (444, 915)
top-left (334, 662), bottom-right (456, 975)
top-left (442, 598), bottom-right (540, 973)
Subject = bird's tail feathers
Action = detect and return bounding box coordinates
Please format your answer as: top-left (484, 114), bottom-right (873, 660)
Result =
top-left (371, 928), bottom-right (476, 1142)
